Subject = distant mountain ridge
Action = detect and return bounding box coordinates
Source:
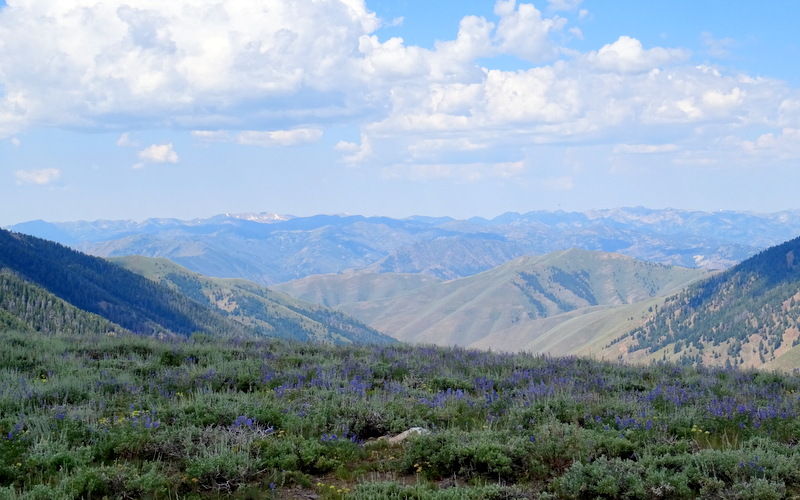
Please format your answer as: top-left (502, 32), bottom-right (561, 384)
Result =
top-left (9, 207), bottom-right (800, 285)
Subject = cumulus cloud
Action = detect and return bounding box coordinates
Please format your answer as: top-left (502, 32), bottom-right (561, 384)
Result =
top-left (14, 168), bottom-right (61, 185)
top-left (0, 0), bottom-right (579, 138)
top-left (137, 143), bottom-right (179, 165)
top-left (494, 1), bottom-right (568, 61)
top-left (742, 128), bottom-right (800, 159)
top-left (0, 0), bottom-right (798, 184)
top-left (335, 134), bottom-right (372, 164)
top-left (0, 0), bottom-right (381, 134)
top-left (585, 36), bottom-right (689, 74)
top-left (349, 43), bottom-right (793, 179)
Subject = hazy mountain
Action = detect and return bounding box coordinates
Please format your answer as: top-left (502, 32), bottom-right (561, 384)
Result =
top-left (601, 234), bottom-right (800, 370)
top-left (111, 255), bottom-right (396, 345)
top-left (275, 248), bottom-right (709, 352)
top-left (9, 207), bottom-right (800, 285)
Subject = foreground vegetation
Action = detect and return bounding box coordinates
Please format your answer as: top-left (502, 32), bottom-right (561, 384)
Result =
top-left (2, 330), bottom-right (800, 499)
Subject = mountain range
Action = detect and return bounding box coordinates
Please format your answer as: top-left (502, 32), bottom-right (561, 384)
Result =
top-left (4, 208), bottom-right (800, 372)
top-left (9, 207), bottom-right (800, 285)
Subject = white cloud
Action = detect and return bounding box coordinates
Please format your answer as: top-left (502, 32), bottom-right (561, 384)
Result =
top-left (336, 133), bottom-right (372, 164)
top-left (350, 46), bottom-right (796, 179)
top-left (494, 1), bottom-right (567, 62)
top-left (0, 0), bottom-right (578, 137)
top-left (138, 143), bottom-right (179, 164)
top-left (15, 168), bottom-right (61, 185)
top-left (237, 128), bottom-right (323, 147)
top-left (116, 132), bottom-right (138, 147)
top-left (192, 128), bottom-right (323, 146)
top-left (0, 0), bottom-right (798, 184)
top-left (0, 0), bottom-right (381, 134)
top-left (742, 128), bottom-right (800, 159)
top-left (357, 13), bottom-right (492, 83)
top-left (585, 36), bottom-right (689, 74)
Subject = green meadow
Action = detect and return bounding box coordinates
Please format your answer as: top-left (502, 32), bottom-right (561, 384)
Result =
top-left (2, 329), bottom-right (800, 499)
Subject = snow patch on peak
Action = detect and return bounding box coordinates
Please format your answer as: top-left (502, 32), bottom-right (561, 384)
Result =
top-left (224, 212), bottom-right (292, 223)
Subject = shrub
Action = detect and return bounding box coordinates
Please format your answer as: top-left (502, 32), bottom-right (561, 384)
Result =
top-left (401, 429), bottom-right (543, 481)
top-left (549, 457), bottom-right (648, 499)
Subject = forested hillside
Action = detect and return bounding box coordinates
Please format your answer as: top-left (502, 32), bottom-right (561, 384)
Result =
top-left (0, 270), bottom-right (124, 335)
top-left (610, 234), bottom-right (800, 369)
top-left (0, 228), bottom-right (251, 337)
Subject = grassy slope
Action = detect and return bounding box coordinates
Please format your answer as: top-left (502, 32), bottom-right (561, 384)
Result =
top-left (111, 255), bottom-right (396, 345)
top-left (271, 270), bottom-right (441, 307)
top-left (473, 298), bottom-right (661, 356)
top-left (277, 248), bottom-right (708, 352)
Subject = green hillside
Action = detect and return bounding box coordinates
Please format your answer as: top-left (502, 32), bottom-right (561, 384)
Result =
top-left (0, 228), bottom-right (254, 337)
top-left (110, 255), bottom-right (396, 345)
top-left (0, 270), bottom-right (126, 335)
top-left (272, 270), bottom-right (441, 306)
top-left (607, 234), bottom-right (800, 369)
top-left (277, 248), bottom-right (708, 352)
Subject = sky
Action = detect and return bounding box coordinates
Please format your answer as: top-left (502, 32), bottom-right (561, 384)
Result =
top-left (2, 0), bottom-right (800, 226)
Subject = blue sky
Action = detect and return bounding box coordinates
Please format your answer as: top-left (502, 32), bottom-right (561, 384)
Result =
top-left (2, 0), bottom-right (800, 226)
